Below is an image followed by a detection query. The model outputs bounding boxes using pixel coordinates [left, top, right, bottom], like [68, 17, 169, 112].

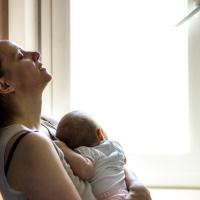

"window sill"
[150, 188, 200, 200]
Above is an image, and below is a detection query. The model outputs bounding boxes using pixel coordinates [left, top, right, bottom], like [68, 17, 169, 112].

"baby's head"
[56, 111, 106, 149]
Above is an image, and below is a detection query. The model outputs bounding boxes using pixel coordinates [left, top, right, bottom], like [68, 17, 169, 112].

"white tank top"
[0, 124, 29, 200]
[0, 121, 96, 200]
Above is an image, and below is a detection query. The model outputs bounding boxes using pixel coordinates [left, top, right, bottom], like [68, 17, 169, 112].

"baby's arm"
[54, 140, 95, 180]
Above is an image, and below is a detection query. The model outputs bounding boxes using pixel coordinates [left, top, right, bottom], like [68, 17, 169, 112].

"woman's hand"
[125, 182, 151, 200]
[125, 168, 152, 200]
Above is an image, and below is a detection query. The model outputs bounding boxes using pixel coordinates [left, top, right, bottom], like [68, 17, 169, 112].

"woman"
[0, 40, 151, 200]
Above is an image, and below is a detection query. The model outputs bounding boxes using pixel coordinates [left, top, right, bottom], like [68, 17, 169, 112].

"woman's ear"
[0, 79, 15, 94]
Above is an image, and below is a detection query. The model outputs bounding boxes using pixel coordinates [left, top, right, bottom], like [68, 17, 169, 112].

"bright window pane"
[70, 0, 189, 155]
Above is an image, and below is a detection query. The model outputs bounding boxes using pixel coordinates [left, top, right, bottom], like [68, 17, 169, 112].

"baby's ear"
[0, 79, 15, 94]
[96, 128, 106, 141]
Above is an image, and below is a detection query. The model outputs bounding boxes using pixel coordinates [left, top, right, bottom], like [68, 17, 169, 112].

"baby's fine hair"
[56, 111, 100, 149]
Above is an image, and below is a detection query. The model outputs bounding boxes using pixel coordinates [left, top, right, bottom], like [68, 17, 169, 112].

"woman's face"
[0, 41, 52, 94]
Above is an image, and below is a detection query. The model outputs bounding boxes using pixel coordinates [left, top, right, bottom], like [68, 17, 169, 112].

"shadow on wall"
[0, 1, 9, 199]
[0, 0, 8, 40]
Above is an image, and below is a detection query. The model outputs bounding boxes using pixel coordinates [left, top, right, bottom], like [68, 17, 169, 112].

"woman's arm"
[124, 168, 152, 200]
[54, 140, 95, 180]
[7, 133, 81, 200]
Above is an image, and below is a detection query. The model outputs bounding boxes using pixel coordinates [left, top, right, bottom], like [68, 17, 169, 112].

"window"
[70, 0, 189, 155]
[69, 0, 199, 187]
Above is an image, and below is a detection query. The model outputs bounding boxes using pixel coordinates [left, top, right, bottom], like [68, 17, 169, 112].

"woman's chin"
[43, 70, 52, 82]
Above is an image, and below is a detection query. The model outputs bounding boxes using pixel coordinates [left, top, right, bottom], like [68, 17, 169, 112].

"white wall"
[188, 1, 200, 155]
[9, 0, 39, 50]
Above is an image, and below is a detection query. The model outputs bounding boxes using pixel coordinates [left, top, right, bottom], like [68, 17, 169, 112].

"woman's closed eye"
[18, 53, 24, 60]
[15, 47, 25, 61]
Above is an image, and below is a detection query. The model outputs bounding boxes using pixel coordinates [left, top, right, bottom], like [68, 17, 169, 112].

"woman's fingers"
[125, 185, 152, 200]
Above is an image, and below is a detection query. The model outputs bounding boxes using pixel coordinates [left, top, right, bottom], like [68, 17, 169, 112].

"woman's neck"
[14, 94, 42, 130]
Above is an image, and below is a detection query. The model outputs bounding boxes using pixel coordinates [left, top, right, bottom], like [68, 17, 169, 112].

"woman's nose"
[32, 51, 41, 62]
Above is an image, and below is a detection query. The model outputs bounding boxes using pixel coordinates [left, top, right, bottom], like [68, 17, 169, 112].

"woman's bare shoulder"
[18, 132, 60, 164]
[10, 132, 55, 166]
[8, 132, 81, 199]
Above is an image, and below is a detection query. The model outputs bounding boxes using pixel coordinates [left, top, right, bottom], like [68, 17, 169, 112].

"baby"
[55, 111, 128, 200]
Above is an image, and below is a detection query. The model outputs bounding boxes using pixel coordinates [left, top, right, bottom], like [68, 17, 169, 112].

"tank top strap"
[5, 131, 29, 176]
[0, 125, 30, 200]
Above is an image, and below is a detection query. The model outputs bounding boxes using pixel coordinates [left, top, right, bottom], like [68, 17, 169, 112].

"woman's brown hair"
[0, 54, 14, 127]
